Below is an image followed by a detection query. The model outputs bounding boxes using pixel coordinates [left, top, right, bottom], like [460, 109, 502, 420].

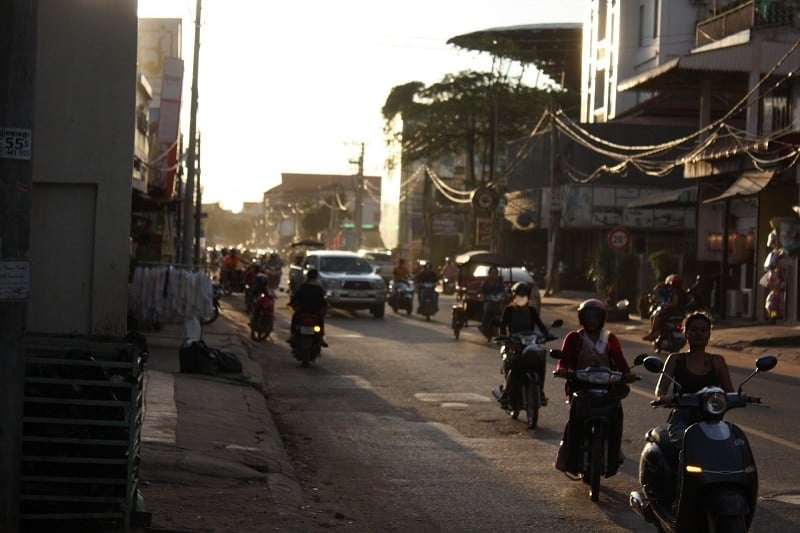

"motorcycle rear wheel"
[250, 315, 272, 342]
[525, 383, 540, 430]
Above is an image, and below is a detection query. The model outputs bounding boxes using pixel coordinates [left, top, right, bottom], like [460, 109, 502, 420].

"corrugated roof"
[618, 40, 800, 93]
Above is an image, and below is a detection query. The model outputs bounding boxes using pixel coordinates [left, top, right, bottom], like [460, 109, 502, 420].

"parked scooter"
[200, 282, 223, 325]
[388, 277, 414, 315]
[629, 353, 777, 532]
[552, 356, 637, 501]
[290, 312, 324, 367]
[491, 319, 563, 429]
[685, 273, 719, 318]
[417, 281, 438, 320]
[249, 283, 276, 342]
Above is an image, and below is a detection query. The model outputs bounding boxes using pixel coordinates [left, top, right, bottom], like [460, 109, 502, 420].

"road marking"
[142, 369, 177, 444]
[629, 386, 800, 452]
[415, 392, 493, 403]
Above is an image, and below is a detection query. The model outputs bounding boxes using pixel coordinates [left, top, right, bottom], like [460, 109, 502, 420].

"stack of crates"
[20, 334, 146, 531]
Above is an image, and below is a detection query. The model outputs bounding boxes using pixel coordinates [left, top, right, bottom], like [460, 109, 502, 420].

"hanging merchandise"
[129, 264, 214, 329]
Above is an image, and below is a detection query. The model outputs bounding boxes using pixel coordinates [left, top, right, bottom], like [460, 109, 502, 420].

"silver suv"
[301, 250, 386, 318]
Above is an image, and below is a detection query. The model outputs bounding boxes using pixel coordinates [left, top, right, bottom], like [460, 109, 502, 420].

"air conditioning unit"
[741, 288, 754, 319]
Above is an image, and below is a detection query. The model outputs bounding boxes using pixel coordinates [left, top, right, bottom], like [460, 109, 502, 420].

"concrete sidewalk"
[136, 316, 304, 531]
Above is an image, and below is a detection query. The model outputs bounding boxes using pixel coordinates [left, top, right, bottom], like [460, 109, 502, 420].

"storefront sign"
[0, 261, 30, 299]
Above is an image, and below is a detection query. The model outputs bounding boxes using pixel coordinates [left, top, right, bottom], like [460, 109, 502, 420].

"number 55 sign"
[0, 127, 32, 160]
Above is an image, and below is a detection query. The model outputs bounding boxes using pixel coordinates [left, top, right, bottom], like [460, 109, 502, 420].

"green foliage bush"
[587, 248, 639, 304]
[648, 250, 679, 284]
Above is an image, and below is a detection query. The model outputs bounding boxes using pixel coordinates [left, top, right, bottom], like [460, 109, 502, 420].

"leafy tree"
[299, 195, 351, 238]
[383, 70, 575, 188]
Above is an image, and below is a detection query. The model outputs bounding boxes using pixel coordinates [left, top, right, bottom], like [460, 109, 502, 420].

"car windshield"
[319, 256, 373, 273]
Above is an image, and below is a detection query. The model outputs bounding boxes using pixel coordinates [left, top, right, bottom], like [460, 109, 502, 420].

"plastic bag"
[764, 250, 780, 270]
[179, 340, 219, 375]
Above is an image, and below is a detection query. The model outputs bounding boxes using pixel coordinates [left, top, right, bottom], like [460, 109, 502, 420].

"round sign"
[608, 227, 631, 251]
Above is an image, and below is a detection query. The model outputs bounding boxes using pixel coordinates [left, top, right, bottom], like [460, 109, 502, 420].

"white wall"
[29, 0, 138, 336]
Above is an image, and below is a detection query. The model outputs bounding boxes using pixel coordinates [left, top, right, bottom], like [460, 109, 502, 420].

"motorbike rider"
[414, 262, 439, 313]
[243, 259, 262, 309]
[288, 268, 328, 347]
[439, 257, 458, 282]
[497, 282, 552, 407]
[654, 311, 738, 462]
[554, 298, 636, 473]
[479, 265, 506, 339]
[392, 258, 410, 282]
[643, 274, 688, 341]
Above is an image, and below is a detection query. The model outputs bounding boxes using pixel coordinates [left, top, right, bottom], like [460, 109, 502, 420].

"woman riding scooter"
[497, 282, 553, 408]
[554, 299, 636, 474]
[655, 311, 735, 457]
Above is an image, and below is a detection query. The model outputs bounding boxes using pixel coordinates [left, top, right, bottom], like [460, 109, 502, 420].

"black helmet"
[511, 282, 532, 297]
[578, 298, 607, 327]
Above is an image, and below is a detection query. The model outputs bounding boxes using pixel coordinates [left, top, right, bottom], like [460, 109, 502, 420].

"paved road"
[250, 289, 800, 532]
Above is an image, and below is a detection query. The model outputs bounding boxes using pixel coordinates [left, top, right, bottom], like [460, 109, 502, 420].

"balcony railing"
[696, 1, 800, 47]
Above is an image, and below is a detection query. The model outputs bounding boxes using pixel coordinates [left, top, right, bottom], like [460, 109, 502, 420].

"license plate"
[299, 326, 316, 335]
[347, 290, 368, 298]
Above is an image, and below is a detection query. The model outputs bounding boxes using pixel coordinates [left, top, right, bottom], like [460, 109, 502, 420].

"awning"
[617, 41, 800, 93]
[702, 171, 774, 204]
[627, 186, 697, 208]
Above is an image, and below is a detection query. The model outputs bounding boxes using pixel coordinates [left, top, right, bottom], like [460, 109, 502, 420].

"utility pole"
[193, 132, 203, 264]
[1, 3, 36, 529]
[181, 0, 201, 264]
[351, 142, 365, 251]
[545, 101, 561, 296]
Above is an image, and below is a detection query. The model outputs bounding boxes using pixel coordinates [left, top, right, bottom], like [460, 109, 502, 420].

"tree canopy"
[382, 70, 577, 187]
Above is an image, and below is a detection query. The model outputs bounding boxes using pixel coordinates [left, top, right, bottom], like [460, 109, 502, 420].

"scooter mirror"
[549, 349, 563, 360]
[755, 354, 778, 372]
[551, 319, 564, 328]
[643, 356, 665, 373]
[632, 353, 650, 366]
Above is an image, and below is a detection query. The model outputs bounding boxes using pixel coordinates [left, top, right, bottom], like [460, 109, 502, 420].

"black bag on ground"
[212, 348, 242, 373]
[179, 340, 219, 375]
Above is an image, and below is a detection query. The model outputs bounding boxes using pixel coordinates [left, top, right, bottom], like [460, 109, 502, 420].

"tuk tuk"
[451, 251, 518, 340]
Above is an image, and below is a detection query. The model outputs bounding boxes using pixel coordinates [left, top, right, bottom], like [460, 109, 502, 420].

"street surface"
[227, 287, 800, 532]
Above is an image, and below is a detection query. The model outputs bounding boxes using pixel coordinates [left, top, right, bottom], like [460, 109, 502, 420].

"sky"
[138, 0, 584, 212]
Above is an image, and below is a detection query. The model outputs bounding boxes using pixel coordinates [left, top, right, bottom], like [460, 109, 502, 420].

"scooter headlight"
[703, 391, 728, 416]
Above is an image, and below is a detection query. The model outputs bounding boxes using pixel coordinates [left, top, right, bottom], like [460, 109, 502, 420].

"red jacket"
[555, 329, 630, 375]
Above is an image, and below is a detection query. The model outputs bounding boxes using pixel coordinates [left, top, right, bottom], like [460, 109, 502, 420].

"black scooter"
[629, 353, 777, 532]
[552, 359, 637, 501]
[491, 319, 562, 429]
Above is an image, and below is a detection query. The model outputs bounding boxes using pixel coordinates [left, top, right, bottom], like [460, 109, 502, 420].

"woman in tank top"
[655, 311, 734, 448]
